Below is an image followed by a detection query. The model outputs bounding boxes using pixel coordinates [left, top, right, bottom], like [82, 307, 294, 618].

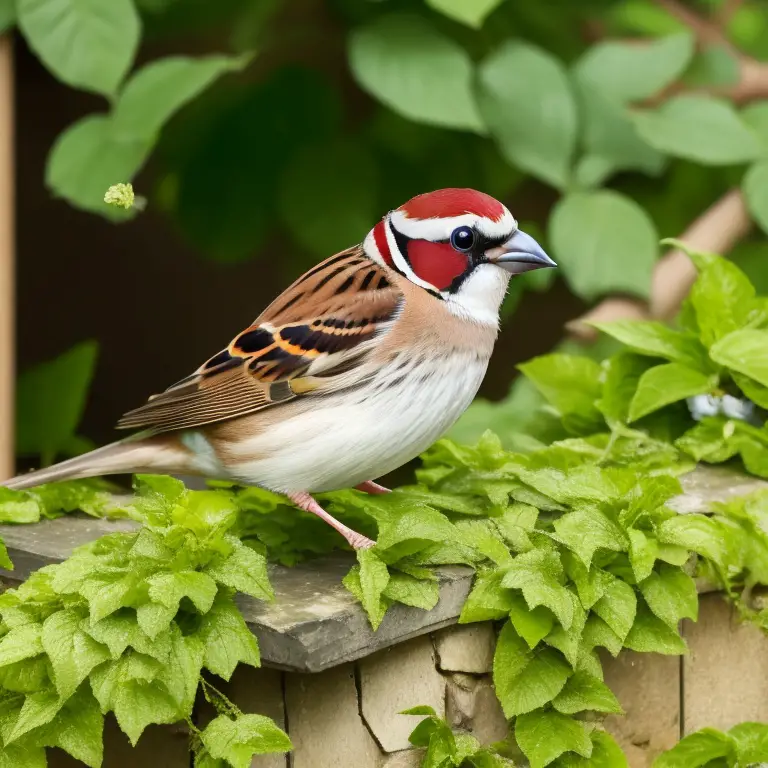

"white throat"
[444, 263, 510, 327]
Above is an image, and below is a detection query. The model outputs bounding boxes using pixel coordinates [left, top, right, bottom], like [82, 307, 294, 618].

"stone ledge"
[0, 465, 764, 672]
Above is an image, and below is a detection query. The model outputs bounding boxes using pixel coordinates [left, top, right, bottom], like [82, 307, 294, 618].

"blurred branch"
[654, 0, 768, 104]
[568, 0, 765, 343]
[568, 189, 753, 341]
[716, 0, 743, 30]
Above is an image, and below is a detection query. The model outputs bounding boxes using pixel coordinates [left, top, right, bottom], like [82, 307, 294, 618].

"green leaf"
[86, 613, 172, 661]
[502, 549, 574, 629]
[628, 363, 713, 422]
[552, 671, 623, 715]
[16, 341, 99, 461]
[744, 160, 768, 235]
[348, 14, 483, 133]
[199, 596, 261, 680]
[556, 730, 628, 768]
[42, 609, 110, 699]
[590, 320, 706, 369]
[112, 55, 248, 142]
[147, 571, 218, 616]
[518, 354, 603, 429]
[593, 579, 636, 642]
[477, 41, 576, 188]
[17, 0, 139, 96]
[574, 33, 694, 102]
[657, 514, 725, 566]
[742, 101, 768, 155]
[278, 138, 378, 259]
[623, 600, 687, 654]
[639, 564, 698, 628]
[382, 572, 439, 610]
[632, 95, 761, 164]
[159, 625, 203, 712]
[0, 624, 43, 667]
[549, 191, 657, 301]
[493, 622, 571, 718]
[508, 593, 554, 649]
[459, 568, 516, 623]
[554, 507, 628, 569]
[39, 686, 104, 768]
[0, 0, 15, 34]
[0, 744, 46, 768]
[628, 529, 659, 583]
[653, 727, 735, 767]
[563, 556, 615, 611]
[45, 116, 151, 216]
[6, 689, 62, 743]
[598, 352, 655, 425]
[205, 541, 273, 602]
[710, 329, 768, 387]
[201, 714, 292, 768]
[730, 721, 768, 765]
[425, 0, 502, 28]
[515, 709, 592, 768]
[581, 614, 623, 657]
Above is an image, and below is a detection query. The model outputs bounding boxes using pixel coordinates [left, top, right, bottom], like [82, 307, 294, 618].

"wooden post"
[0, 36, 12, 480]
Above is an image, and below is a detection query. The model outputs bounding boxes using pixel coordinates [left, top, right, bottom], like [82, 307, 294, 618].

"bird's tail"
[2, 434, 192, 491]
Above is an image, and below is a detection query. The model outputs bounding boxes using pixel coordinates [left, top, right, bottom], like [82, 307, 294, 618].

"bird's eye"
[450, 226, 475, 252]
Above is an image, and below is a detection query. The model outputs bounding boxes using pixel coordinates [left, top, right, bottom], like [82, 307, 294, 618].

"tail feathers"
[2, 436, 191, 491]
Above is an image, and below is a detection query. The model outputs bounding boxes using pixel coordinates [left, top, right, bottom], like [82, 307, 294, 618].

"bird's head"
[363, 188, 556, 324]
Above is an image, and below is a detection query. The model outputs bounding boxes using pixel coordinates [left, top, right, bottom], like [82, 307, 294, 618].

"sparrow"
[3, 188, 555, 549]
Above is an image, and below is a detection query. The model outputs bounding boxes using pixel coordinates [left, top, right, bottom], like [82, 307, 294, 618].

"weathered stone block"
[286, 664, 381, 768]
[683, 593, 768, 732]
[435, 624, 495, 673]
[360, 635, 446, 752]
[446, 673, 508, 745]
[379, 748, 425, 767]
[602, 650, 680, 768]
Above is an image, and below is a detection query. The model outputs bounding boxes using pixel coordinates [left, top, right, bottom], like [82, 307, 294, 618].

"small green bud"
[104, 183, 135, 210]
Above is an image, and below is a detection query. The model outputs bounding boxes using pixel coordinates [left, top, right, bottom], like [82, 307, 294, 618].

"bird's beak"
[486, 229, 557, 275]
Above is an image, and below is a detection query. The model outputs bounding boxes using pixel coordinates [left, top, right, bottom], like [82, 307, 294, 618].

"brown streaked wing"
[116, 248, 401, 434]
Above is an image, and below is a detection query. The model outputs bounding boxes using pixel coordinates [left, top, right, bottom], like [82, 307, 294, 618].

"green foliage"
[16, 341, 99, 466]
[652, 721, 768, 767]
[0, 476, 288, 765]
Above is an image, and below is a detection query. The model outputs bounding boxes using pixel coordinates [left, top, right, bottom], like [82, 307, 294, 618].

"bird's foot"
[355, 480, 391, 495]
[286, 491, 376, 550]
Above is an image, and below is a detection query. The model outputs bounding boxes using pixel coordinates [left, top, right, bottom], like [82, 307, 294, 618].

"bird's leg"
[355, 480, 391, 495]
[286, 491, 376, 550]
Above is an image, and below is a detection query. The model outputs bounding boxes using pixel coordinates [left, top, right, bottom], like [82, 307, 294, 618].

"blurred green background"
[7, 0, 768, 467]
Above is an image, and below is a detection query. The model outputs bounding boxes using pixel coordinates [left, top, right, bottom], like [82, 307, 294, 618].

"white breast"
[223, 352, 490, 493]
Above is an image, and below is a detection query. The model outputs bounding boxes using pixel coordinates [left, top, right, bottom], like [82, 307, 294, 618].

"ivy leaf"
[628, 363, 713, 422]
[501, 549, 574, 629]
[425, 0, 503, 28]
[639, 564, 698, 628]
[45, 116, 151, 216]
[16, 341, 99, 462]
[628, 529, 659, 583]
[657, 514, 725, 566]
[17, 0, 139, 96]
[459, 568, 516, 623]
[508, 593, 554, 649]
[0, 624, 43, 668]
[38, 686, 104, 768]
[623, 600, 687, 654]
[41, 609, 110, 700]
[6, 689, 63, 743]
[382, 572, 439, 610]
[730, 722, 768, 765]
[552, 671, 623, 715]
[199, 596, 261, 680]
[709, 329, 768, 387]
[354, 549, 390, 630]
[112, 55, 249, 142]
[147, 571, 218, 616]
[592, 579, 636, 642]
[0, 743, 46, 768]
[554, 507, 628, 569]
[574, 33, 694, 102]
[477, 41, 577, 189]
[348, 14, 483, 133]
[549, 190, 657, 301]
[518, 355, 603, 430]
[493, 622, 571, 718]
[556, 730, 628, 768]
[743, 160, 768, 235]
[563, 556, 615, 611]
[598, 352, 656, 425]
[581, 614, 623, 657]
[653, 727, 736, 767]
[159, 626, 203, 712]
[136, 602, 177, 640]
[632, 95, 761, 164]
[201, 714, 292, 768]
[205, 541, 273, 602]
[514, 709, 592, 768]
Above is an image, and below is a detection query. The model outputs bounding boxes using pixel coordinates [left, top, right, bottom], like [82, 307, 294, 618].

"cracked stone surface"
[435, 624, 495, 673]
[445, 673, 508, 745]
[360, 636, 446, 752]
[379, 749, 426, 767]
[286, 665, 380, 768]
